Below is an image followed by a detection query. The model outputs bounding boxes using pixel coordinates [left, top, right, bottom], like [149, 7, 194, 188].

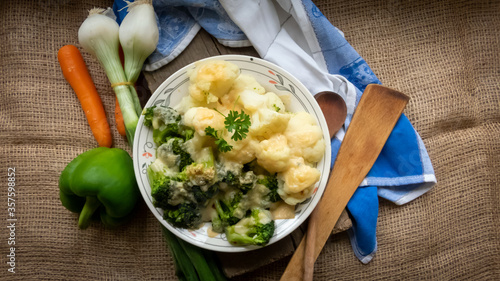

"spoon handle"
[281, 84, 409, 281]
[303, 206, 318, 281]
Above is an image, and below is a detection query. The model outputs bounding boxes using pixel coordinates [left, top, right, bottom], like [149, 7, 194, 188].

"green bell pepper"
[59, 147, 139, 229]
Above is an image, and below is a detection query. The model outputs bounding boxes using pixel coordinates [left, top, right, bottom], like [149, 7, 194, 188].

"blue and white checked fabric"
[113, 0, 436, 264]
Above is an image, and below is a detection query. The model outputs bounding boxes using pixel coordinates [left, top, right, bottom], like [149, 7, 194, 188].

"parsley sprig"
[225, 110, 250, 141]
[205, 126, 232, 152]
[205, 109, 251, 152]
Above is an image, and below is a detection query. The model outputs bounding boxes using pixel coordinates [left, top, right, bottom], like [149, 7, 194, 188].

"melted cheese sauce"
[206, 226, 220, 238]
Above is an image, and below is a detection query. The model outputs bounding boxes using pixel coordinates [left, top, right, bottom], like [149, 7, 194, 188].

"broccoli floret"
[148, 159, 173, 208]
[212, 191, 243, 232]
[222, 171, 238, 186]
[192, 184, 219, 205]
[157, 138, 194, 172]
[211, 216, 224, 234]
[149, 174, 205, 229]
[150, 176, 173, 210]
[148, 160, 190, 209]
[184, 147, 217, 187]
[149, 146, 220, 231]
[225, 208, 275, 246]
[219, 165, 256, 193]
[172, 138, 194, 171]
[143, 106, 156, 128]
[143, 106, 194, 146]
[237, 171, 256, 193]
[148, 162, 202, 229]
[153, 106, 182, 126]
[183, 128, 194, 141]
[154, 123, 180, 146]
[164, 202, 202, 229]
[150, 176, 186, 210]
[257, 174, 280, 202]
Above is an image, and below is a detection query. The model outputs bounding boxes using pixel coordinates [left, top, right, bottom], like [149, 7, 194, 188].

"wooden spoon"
[303, 91, 347, 281]
[314, 91, 348, 140]
[282, 84, 410, 281]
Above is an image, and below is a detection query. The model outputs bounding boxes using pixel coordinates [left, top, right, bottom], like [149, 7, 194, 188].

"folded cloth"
[113, 0, 436, 264]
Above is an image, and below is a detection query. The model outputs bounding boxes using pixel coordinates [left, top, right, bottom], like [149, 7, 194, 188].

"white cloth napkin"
[220, 0, 358, 119]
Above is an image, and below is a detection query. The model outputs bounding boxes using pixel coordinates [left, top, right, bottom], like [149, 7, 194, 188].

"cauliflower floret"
[249, 109, 291, 139]
[183, 107, 225, 136]
[228, 74, 266, 96]
[215, 99, 244, 118]
[284, 112, 325, 163]
[220, 136, 257, 164]
[219, 74, 264, 112]
[188, 60, 240, 103]
[174, 95, 212, 115]
[237, 89, 268, 113]
[237, 90, 286, 115]
[255, 134, 291, 173]
[277, 157, 321, 205]
[263, 92, 286, 113]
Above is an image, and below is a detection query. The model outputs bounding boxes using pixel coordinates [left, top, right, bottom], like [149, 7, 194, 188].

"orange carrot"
[114, 96, 127, 136]
[57, 45, 112, 148]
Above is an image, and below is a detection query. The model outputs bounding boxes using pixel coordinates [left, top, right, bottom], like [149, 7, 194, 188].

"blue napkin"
[113, 0, 436, 264]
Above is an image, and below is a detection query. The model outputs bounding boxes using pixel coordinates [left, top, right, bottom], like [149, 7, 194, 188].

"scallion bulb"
[119, 0, 159, 84]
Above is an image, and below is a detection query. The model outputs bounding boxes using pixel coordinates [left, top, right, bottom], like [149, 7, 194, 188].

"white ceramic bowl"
[133, 55, 331, 252]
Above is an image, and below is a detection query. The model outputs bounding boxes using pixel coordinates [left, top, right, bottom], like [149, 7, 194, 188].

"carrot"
[57, 45, 112, 148]
[114, 96, 127, 136]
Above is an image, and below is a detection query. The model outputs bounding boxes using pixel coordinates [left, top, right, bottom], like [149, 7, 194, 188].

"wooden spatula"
[281, 84, 410, 280]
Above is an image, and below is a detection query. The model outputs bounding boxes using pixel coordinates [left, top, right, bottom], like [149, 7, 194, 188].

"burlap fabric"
[1, 0, 499, 280]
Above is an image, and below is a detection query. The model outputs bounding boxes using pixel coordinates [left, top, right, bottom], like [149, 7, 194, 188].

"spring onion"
[78, 8, 140, 144]
[119, 0, 159, 84]
[119, 0, 159, 116]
